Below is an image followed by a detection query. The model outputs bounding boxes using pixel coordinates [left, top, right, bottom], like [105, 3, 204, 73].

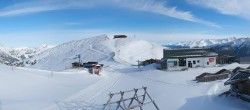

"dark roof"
[232, 67, 245, 73]
[72, 62, 81, 64]
[225, 70, 250, 85]
[114, 35, 127, 38]
[87, 62, 98, 64]
[247, 66, 250, 69]
[216, 49, 236, 57]
[163, 48, 218, 58]
[196, 69, 231, 79]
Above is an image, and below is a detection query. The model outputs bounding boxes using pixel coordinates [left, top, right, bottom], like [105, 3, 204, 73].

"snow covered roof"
[225, 70, 250, 85]
[163, 48, 218, 58]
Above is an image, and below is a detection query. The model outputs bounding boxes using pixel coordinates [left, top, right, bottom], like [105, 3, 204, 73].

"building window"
[197, 60, 200, 63]
[174, 61, 177, 66]
[168, 61, 178, 67]
[179, 58, 186, 66]
[193, 60, 196, 64]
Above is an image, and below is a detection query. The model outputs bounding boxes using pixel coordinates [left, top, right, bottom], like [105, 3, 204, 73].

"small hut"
[196, 69, 232, 82]
[72, 62, 83, 68]
[114, 35, 127, 39]
[224, 70, 250, 101]
[92, 64, 104, 75]
[82, 62, 103, 75]
[141, 59, 160, 66]
[239, 57, 250, 64]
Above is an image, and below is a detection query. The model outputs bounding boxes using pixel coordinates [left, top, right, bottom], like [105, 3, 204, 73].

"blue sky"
[0, 0, 250, 47]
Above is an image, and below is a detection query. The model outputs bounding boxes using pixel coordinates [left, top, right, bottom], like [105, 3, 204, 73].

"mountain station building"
[161, 48, 218, 71]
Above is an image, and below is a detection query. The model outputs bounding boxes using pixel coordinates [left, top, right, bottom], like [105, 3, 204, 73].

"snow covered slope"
[0, 64, 102, 110]
[28, 35, 163, 71]
[0, 44, 18, 64]
[9, 44, 55, 60]
[1, 62, 249, 110]
[0, 43, 54, 65]
[0, 50, 18, 65]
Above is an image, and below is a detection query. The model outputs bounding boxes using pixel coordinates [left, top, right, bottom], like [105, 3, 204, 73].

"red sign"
[209, 58, 214, 62]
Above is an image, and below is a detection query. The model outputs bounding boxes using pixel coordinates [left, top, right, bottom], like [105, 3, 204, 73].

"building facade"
[161, 48, 218, 71]
[239, 57, 250, 64]
[216, 49, 236, 64]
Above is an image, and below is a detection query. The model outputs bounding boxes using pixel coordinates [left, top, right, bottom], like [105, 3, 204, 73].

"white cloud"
[115, 0, 221, 28]
[0, 0, 220, 28]
[188, 0, 250, 20]
[0, 0, 93, 16]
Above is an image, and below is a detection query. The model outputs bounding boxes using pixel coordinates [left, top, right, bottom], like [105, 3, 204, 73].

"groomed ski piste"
[0, 35, 250, 110]
[1, 63, 250, 110]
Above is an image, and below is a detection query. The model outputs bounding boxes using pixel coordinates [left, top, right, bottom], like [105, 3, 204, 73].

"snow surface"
[0, 63, 250, 110]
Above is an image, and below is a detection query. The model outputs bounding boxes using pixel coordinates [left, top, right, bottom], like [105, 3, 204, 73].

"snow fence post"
[103, 92, 113, 110]
[51, 71, 54, 78]
[144, 87, 160, 110]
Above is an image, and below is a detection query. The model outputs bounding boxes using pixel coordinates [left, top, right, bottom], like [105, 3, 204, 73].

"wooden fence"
[103, 87, 160, 110]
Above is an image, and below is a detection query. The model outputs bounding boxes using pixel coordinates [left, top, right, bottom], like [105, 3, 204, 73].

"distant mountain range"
[1, 36, 250, 70]
[0, 44, 54, 65]
[165, 37, 250, 57]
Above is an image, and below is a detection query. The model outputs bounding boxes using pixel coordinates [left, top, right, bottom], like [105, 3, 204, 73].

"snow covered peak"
[169, 37, 239, 48]
[38, 44, 55, 49]
[186, 37, 237, 48]
[9, 44, 55, 60]
[28, 34, 163, 71]
[165, 37, 250, 57]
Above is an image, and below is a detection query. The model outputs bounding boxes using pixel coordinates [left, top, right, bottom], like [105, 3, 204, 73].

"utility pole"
[137, 60, 141, 71]
[76, 54, 81, 69]
[79, 54, 81, 68]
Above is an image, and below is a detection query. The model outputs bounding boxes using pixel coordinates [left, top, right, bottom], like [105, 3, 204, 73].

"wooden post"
[103, 92, 113, 110]
[144, 87, 160, 110]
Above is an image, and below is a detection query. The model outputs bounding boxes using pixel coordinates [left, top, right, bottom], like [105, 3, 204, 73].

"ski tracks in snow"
[89, 45, 110, 58]
[65, 72, 122, 102]
[40, 72, 122, 110]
